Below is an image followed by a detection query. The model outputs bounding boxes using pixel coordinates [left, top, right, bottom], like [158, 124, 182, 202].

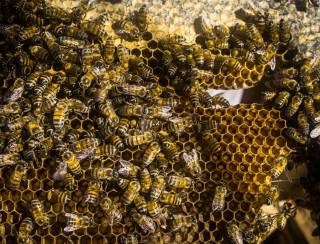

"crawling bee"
[134, 194, 148, 214]
[150, 175, 166, 201]
[147, 200, 161, 218]
[139, 168, 152, 193]
[212, 184, 228, 212]
[64, 213, 93, 232]
[286, 127, 307, 144]
[120, 233, 139, 244]
[115, 118, 130, 135]
[310, 123, 320, 139]
[255, 45, 277, 66]
[80, 19, 107, 41]
[143, 141, 161, 166]
[167, 64, 178, 76]
[89, 167, 114, 181]
[84, 180, 102, 204]
[170, 214, 197, 231]
[71, 138, 100, 159]
[227, 222, 243, 244]
[81, 45, 103, 66]
[3, 78, 24, 103]
[279, 19, 292, 43]
[17, 217, 34, 244]
[158, 131, 180, 160]
[25, 120, 44, 142]
[52, 24, 88, 40]
[276, 200, 297, 230]
[31, 199, 50, 227]
[274, 91, 290, 109]
[134, 4, 149, 31]
[0, 102, 21, 115]
[197, 16, 215, 39]
[166, 116, 194, 134]
[80, 65, 106, 89]
[285, 93, 303, 118]
[110, 135, 124, 149]
[47, 189, 70, 204]
[167, 175, 193, 189]
[100, 196, 122, 225]
[297, 111, 309, 135]
[117, 44, 130, 69]
[8, 162, 29, 190]
[162, 50, 173, 66]
[116, 19, 140, 40]
[160, 191, 184, 205]
[64, 173, 76, 190]
[157, 97, 179, 108]
[183, 149, 201, 178]
[0, 153, 20, 167]
[124, 131, 155, 147]
[274, 78, 299, 91]
[53, 100, 69, 130]
[262, 91, 277, 102]
[131, 210, 156, 234]
[117, 160, 140, 178]
[260, 186, 280, 205]
[122, 180, 141, 205]
[62, 150, 82, 175]
[29, 45, 51, 63]
[166, 34, 187, 45]
[102, 36, 115, 64]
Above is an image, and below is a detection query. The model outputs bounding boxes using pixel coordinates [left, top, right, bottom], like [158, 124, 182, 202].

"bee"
[6, 116, 30, 131]
[212, 184, 228, 211]
[173, 44, 186, 63]
[160, 191, 184, 205]
[122, 180, 141, 205]
[31, 199, 50, 227]
[53, 100, 69, 130]
[117, 44, 130, 69]
[80, 20, 107, 41]
[102, 36, 115, 64]
[115, 118, 130, 135]
[162, 50, 173, 66]
[71, 138, 100, 158]
[310, 123, 320, 139]
[41, 83, 60, 112]
[198, 16, 215, 39]
[29, 45, 50, 63]
[17, 217, 34, 244]
[143, 142, 161, 166]
[183, 149, 201, 178]
[116, 19, 140, 40]
[226, 57, 242, 72]
[62, 150, 82, 175]
[285, 93, 303, 118]
[41, 3, 70, 22]
[286, 127, 307, 144]
[274, 91, 290, 109]
[53, 24, 88, 40]
[134, 194, 148, 214]
[109, 135, 124, 149]
[144, 106, 172, 119]
[47, 189, 70, 204]
[261, 91, 277, 102]
[276, 200, 297, 230]
[116, 177, 130, 190]
[150, 175, 166, 201]
[255, 45, 277, 65]
[134, 4, 149, 31]
[84, 180, 102, 204]
[120, 233, 139, 244]
[89, 167, 113, 181]
[93, 144, 117, 159]
[8, 162, 29, 190]
[147, 200, 161, 218]
[22, 12, 46, 26]
[297, 111, 309, 135]
[80, 65, 106, 89]
[64, 213, 93, 232]
[156, 97, 179, 108]
[247, 23, 264, 50]
[117, 160, 140, 178]
[227, 222, 243, 244]
[25, 120, 44, 142]
[81, 45, 103, 66]
[167, 64, 178, 76]
[124, 131, 155, 147]
[167, 175, 193, 189]
[166, 116, 194, 134]
[274, 78, 299, 91]
[170, 214, 197, 231]
[158, 131, 180, 160]
[139, 168, 152, 193]
[192, 44, 204, 67]
[3, 78, 24, 103]
[100, 196, 122, 225]
[0, 153, 20, 167]
[260, 186, 280, 205]
[166, 34, 187, 45]
[64, 173, 76, 190]
[131, 210, 156, 234]
[279, 19, 292, 43]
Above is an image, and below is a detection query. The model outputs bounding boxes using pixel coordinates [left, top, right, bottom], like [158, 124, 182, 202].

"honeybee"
[212, 184, 228, 211]
[160, 191, 184, 205]
[115, 118, 130, 135]
[80, 65, 106, 89]
[286, 127, 307, 144]
[8, 162, 29, 190]
[122, 180, 141, 205]
[117, 160, 140, 178]
[100, 196, 122, 225]
[31, 199, 50, 227]
[84, 180, 102, 204]
[3, 78, 24, 103]
[167, 175, 193, 189]
[285, 93, 303, 117]
[134, 194, 148, 214]
[53, 100, 69, 130]
[64, 213, 93, 232]
[260, 186, 280, 205]
[116, 177, 130, 190]
[116, 19, 140, 40]
[173, 44, 187, 63]
[109, 135, 124, 149]
[117, 44, 130, 69]
[47, 189, 70, 204]
[279, 19, 292, 43]
[166, 116, 194, 134]
[170, 214, 197, 231]
[144, 106, 172, 119]
[274, 91, 290, 109]
[183, 149, 201, 178]
[198, 16, 215, 39]
[150, 175, 166, 201]
[102, 36, 115, 64]
[81, 45, 103, 66]
[131, 210, 156, 234]
[29, 45, 50, 63]
[276, 200, 297, 230]
[71, 138, 100, 158]
[120, 233, 139, 244]
[88, 167, 113, 181]
[297, 111, 309, 135]
[63, 173, 76, 190]
[141, 141, 161, 166]
[80, 20, 107, 41]
[310, 123, 320, 138]
[52, 24, 88, 40]
[274, 78, 299, 91]
[255, 45, 277, 65]
[139, 168, 152, 193]
[124, 131, 155, 147]
[18, 217, 34, 244]
[162, 50, 173, 66]
[25, 120, 44, 142]
[167, 64, 178, 76]
[261, 91, 277, 103]
[158, 131, 179, 161]
[166, 34, 187, 45]
[0, 153, 20, 167]
[147, 200, 161, 218]
[6, 116, 30, 131]
[62, 150, 82, 175]
[227, 222, 243, 244]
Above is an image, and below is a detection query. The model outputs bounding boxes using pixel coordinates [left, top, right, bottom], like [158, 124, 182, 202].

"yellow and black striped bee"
[0, 153, 20, 167]
[47, 189, 70, 204]
[197, 16, 215, 39]
[117, 44, 130, 69]
[297, 111, 309, 135]
[144, 106, 172, 119]
[80, 65, 106, 89]
[62, 150, 82, 175]
[93, 144, 117, 158]
[117, 160, 140, 178]
[158, 131, 180, 160]
[139, 168, 152, 193]
[167, 175, 193, 189]
[40, 3, 71, 23]
[120, 233, 139, 244]
[110, 135, 124, 149]
[162, 50, 173, 66]
[227, 222, 243, 244]
[53, 99, 69, 130]
[99, 99, 119, 127]
[276, 200, 297, 230]
[212, 184, 228, 211]
[271, 156, 288, 179]
[150, 174, 166, 201]
[143, 141, 161, 166]
[81, 45, 103, 67]
[226, 57, 242, 72]
[274, 91, 290, 109]
[131, 210, 156, 234]
[192, 44, 204, 67]
[116, 19, 140, 41]
[173, 44, 186, 63]
[100, 197, 122, 225]
[166, 116, 194, 134]
[41, 83, 60, 113]
[262, 91, 277, 103]
[18, 25, 40, 42]
[166, 34, 187, 45]
[0, 102, 21, 115]
[90, 167, 114, 181]
[102, 36, 115, 65]
[115, 118, 130, 135]
[286, 127, 308, 144]
[64, 213, 93, 232]
[58, 36, 86, 48]
[18, 217, 34, 244]
[122, 180, 141, 205]
[134, 194, 148, 214]
[147, 200, 161, 218]
[255, 45, 277, 66]
[310, 123, 320, 139]
[29, 45, 51, 63]
[25, 120, 44, 141]
[279, 19, 292, 44]
[31, 198, 50, 228]
[64, 173, 77, 190]
[285, 93, 303, 117]
[170, 214, 197, 231]
[80, 19, 107, 41]
[124, 131, 155, 147]
[274, 78, 299, 91]
[246, 23, 264, 50]
[84, 180, 102, 204]
[160, 191, 184, 206]
[260, 186, 280, 205]
[52, 24, 88, 40]
[167, 63, 178, 76]
[3, 78, 24, 103]
[7, 162, 29, 190]
[134, 4, 149, 32]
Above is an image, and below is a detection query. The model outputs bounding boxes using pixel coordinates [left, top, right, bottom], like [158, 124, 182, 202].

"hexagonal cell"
[195, 182, 204, 192]
[222, 133, 233, 144]
[142, 32, 153, 41]
[22, 189, 34, 202]
[227, 143, 238, 154]
[239, 124, 249, 135]
[131, 48, 141, 57]
[228, 200, 239, 212]
[188, 191, 199, 203]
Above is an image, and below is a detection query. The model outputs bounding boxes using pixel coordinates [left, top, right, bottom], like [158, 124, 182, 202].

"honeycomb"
[0, 1, 303, 244]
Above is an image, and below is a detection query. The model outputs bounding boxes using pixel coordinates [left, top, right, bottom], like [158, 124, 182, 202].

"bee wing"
[168, 116, 180, 123]
[270, 56, 276, 71]
[65, 213, 77, 219]
[310, 124, 320, 138]
[182, 151, 192, 164]
[63, 226, 77, 232]
[159, 106, 172, 118]
[192, 149, 199, 162]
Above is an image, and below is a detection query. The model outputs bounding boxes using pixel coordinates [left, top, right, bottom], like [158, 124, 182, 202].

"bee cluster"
[0, 0, 317, 243]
